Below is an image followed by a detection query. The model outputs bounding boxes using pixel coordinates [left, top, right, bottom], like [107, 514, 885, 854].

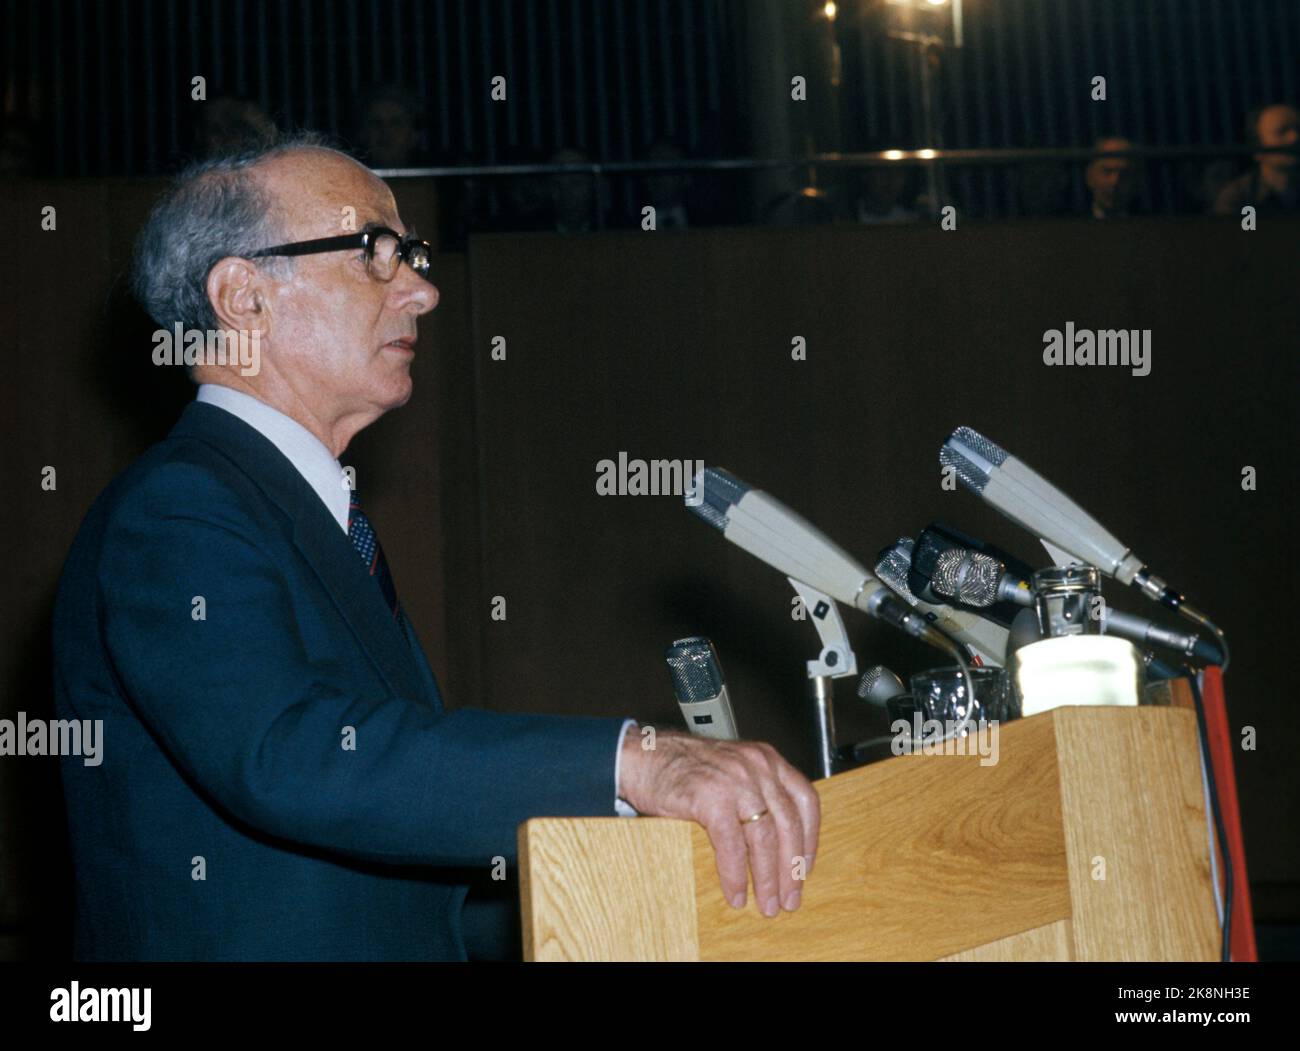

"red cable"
[1200, 665, 1257, 962]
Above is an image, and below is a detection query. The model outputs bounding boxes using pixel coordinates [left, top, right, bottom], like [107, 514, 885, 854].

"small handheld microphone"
[665, 637, 740, 740]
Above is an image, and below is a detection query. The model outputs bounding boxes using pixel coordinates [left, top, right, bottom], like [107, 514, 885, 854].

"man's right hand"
[617, 726, 820, 918]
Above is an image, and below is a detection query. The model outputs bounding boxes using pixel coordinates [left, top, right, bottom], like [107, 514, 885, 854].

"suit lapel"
[171, 402, 433, 709]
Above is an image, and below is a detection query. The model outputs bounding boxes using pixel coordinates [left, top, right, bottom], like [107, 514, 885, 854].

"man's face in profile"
[254, 150, 438, 425]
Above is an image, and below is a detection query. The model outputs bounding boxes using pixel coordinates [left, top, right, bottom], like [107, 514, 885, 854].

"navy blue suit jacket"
[52, 401, 626, 961]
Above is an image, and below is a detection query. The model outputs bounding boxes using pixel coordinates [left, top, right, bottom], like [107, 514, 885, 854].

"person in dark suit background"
[51, 133, 819, 961]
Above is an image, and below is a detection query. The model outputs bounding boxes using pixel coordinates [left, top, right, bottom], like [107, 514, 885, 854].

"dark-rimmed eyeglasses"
[248, 224, 433, 283]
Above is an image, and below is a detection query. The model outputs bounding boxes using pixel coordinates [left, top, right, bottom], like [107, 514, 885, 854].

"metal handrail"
[376, 144, 1297, 179]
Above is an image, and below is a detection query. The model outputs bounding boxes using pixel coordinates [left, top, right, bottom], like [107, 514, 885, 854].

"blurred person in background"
[643, 139, 693, 229]
[849, 161, 921, 224]
[354, 84, 428, 170]
[194, 96, 277, 158]
[1214, 103, 1298, 216]
[548, 147, 598, 233]
[0, 117, 36, 179]
[1084, 136, 1140, 220]
[499, 145, 552, 232]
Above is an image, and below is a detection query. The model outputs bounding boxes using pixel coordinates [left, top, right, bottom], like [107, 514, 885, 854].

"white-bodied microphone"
[939, 426, 1227, 665]
[687, 467, 958, 655]
[665, 637, 739, 740]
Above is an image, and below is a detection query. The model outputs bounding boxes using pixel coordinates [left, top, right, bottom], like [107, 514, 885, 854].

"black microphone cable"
[1181, 606, 1231, 673]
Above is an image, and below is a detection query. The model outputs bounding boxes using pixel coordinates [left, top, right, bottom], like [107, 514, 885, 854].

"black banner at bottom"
[2, 960, 1294, 1038]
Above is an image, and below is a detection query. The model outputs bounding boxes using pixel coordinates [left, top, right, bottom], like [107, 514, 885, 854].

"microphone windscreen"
[665, 636, 725, 701]
[687, 467, 749, 531]
[857, 665, 906, 706]
[939, 426, 1008, 492]
[934, 550, 1003, 607]
[874, 539, 919, 605]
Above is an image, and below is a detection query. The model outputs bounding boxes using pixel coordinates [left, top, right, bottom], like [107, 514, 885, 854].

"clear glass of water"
[909, 665, 1020, 732]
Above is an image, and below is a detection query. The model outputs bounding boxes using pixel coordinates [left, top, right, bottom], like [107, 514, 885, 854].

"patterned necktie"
[347, 489, 408, 641]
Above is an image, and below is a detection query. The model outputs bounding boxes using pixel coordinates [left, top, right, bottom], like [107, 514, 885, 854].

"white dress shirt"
[195, 384, 638, 817]
[197, 383, 352, 529]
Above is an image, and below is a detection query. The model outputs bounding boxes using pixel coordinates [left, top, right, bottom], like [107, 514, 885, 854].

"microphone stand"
[788, 578, 858, 780]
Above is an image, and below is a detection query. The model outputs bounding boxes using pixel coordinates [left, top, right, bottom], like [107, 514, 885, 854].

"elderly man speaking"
[51, 135, 819, 961]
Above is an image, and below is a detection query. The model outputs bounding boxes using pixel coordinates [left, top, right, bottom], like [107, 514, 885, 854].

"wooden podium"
[517, 706, 1219, 961]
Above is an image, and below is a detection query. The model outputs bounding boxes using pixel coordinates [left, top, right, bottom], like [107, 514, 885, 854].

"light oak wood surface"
[518, 706, 1216, 961]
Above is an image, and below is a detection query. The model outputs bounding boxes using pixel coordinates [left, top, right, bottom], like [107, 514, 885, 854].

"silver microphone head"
[873, 538, 920, 607]
[857, 665, 906, 706]
[939, 426, 1007, 493]
[933, 549, 1003, 607]
[685, 467, 750, 531]
[664, 636, 725, 702]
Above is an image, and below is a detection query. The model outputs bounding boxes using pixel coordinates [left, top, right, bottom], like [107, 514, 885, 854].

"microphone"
[915, 521, 1037, 573]
[941, 427, 1177, 604]
[857, 665, 906, 706]
[874, 539, 1010, 667]
[940, 426, 1227, 665]
[1101, 609, 1224, 666]
[931, 549, 1034, 610]
[687, 467, 958, 654]
[664, 637, 740, 740]
[910, 523, 1036, 621]
[930, 547, 1222, 665]
[940, 426, 1145, 577]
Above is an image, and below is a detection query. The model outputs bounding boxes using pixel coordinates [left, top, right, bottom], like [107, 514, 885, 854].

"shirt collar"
[195, 384, 351, 533]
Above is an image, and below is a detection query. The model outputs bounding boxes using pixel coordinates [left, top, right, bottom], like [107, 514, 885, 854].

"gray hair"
[131, 130, 344, 334]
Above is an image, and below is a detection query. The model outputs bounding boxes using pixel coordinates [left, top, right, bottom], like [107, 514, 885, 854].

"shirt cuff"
[614, 718, 640, 817]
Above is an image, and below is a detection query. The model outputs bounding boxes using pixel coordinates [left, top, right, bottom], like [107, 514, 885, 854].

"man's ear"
[206, 257, 268, 334]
